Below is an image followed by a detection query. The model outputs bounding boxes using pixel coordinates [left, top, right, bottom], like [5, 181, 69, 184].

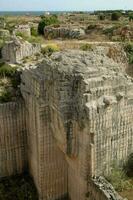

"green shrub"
[103, 26, 121, 40]
[124, 43, 133, 64]
[15, 32, 29, 41]
[38, 15, 59, 35]
[0, 40, 5, 58]
[124, 153, 133, 177]
[38, 20, 47, 35]
[106, 165, 133, 192]
[0, 63, 18, 77]
[111, 12, 121, 21]
[16, 31, 43, 44]
[124, 43, 133, 53]
[16, 32, 24, 37]
[86, 24, 97, 30]
[129, 14, 133, 21]
[103, 26, 116, 35]
[0, 63, 20, 92]
[0, 39, 5, 48]
[0, 17, 4, 21]
[99, 14, 106, 20]
[41, 44, 60, 56]
[80, 44, 93, 51]
[31, 27, 38, 37]
[0, 90, 12, 103]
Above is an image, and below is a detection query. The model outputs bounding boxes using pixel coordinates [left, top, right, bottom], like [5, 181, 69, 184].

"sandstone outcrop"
[2, 36, 41, 63]
[44, 25, 86, 39]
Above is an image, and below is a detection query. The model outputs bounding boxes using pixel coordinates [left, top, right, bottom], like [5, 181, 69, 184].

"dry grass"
[6, 15, 40, 24]
[42, 39, 118, 51]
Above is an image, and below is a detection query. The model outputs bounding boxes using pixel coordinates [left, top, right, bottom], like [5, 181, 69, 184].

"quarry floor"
[119, 179, 133, 200]
[120, 191, 133, 200]
[0, 174, 38, 200]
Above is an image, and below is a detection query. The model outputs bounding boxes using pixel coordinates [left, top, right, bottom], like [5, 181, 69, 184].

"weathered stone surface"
[2, 36, 41, 63]
[20, 47, 133, 200]
[0, 18, 6, 29]
[0, 101, 27, 177]
[87, 177, 126, 200]
[0, 29, 10, 38]
[0, 45, 132, 200]
[44, 25, 86, 39]
[14, 25, 31, 37]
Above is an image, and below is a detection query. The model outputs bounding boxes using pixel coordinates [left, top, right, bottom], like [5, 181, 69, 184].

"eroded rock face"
[0, 29, 10, 38]
[0, 101, 27, 177]
[21, 47, 133, 200]
[0, 18, 6, 29]
[44, 25, 86, 39]
[14, 25, 31, 37]
[87, 176, 125, 200]
[2, 36, 41, 63]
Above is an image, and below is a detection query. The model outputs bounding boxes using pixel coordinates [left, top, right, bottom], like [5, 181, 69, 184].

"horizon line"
[0, 9, 133, 12]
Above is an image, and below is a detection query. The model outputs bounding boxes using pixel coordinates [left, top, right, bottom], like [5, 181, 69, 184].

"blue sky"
[0, 0, 133, 11]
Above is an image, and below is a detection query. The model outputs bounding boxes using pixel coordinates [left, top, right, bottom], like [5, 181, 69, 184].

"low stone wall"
[87, 176, 125, 200]
[0, 100, 27, 177]
[44, 26, 85, 39]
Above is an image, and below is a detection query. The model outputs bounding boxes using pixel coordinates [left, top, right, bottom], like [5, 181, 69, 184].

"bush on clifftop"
[38, 15, 59, 35]
[41, 44, 60, 56]
[98, 14, 106, 20]
[0, 63, 21, 103]
[124, 43, 133, 64]
[0, 63, 18, 77]
[31, 27, 38, 37]
[111, 12, 121, 21]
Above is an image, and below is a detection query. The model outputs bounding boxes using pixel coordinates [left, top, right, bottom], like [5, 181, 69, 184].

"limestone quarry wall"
[44, 26, 85, 39]
[84, 77, 133, 176]
[0, 48, 131, 200]
[2, 38, 41, 63]
[20, 47, 133, 200]
[21, 71, 68, 200]
[0, 100, 27, 177]
[14, 25, 31, 37]
[46, 72, 90, 200]
[95, 99, 133, 176]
